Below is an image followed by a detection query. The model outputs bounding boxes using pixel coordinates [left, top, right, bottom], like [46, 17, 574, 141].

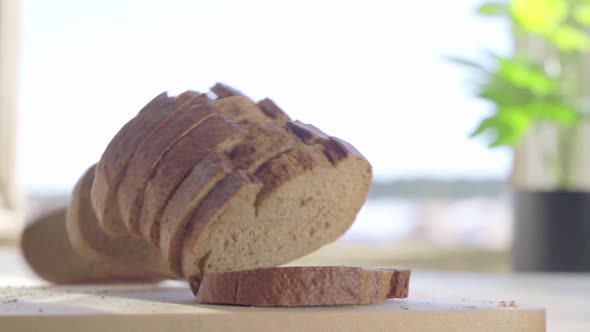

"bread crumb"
[3, 298, 17, 304]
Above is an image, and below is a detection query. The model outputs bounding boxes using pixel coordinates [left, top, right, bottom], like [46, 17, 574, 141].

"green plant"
[451, 0, 590, 188]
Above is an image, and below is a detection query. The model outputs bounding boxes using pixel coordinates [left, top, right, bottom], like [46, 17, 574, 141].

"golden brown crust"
[66, 165, 172, 277]
[195, 266, 410, 306]
[117, 95, 216, 234]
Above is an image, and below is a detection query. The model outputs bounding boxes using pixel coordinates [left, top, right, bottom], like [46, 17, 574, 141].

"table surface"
[1, 246, 588, 331]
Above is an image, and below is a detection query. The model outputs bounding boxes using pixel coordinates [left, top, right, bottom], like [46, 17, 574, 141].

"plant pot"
[513, 190, 590, 271]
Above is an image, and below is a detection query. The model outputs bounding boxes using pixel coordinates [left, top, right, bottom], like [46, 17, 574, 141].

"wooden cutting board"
[0, 283, 545, 332]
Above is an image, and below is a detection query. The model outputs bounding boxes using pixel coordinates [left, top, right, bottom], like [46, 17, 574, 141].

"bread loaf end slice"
[194, 266, 410, 306]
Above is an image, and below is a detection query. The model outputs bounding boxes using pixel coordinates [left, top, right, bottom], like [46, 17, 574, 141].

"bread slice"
[193, 266, 410, 306]
[117, 95, 216, 235]
[137, 115, 245, 245]
[21, 207, 162, 284]
[66, 165, 172, 277]
[157, 152, 234, 276]
[91, 91, 199, 236]
[180, 136, 372, 280]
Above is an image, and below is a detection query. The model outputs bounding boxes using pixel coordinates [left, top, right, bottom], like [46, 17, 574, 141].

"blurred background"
[1, 0, 590, 276]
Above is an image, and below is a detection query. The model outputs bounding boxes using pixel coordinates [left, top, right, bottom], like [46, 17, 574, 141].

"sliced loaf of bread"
[86, 83, 372, 285]
[66, 165, 172, 277]
[194, 266, 410, 306]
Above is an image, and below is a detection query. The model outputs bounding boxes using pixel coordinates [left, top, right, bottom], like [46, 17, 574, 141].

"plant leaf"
[574, 4, 590, 25]
[525, 101, 581, 125]
[471, 108, 533, 147]
[497, 57, 557, 95]
[477, 2, 509, 16]
[444, 55, 486, 70]
[510, 0, 568, 33]
[548, 25, 590, 52]
[471, 116, 501, 137]
[478, 74, 534, 106]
